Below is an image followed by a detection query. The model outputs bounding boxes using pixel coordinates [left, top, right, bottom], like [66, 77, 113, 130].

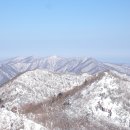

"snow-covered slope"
[0, 108, 48, 130]
[0, 69, 90, 130]
[0, 69, 89, 109]
[0, 69, 130, 130]
[0, 56, 130, 86]
[64, 71, 130, 129]
[36, 71, 129, 130]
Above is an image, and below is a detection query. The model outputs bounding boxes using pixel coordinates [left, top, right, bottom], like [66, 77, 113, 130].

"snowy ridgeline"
[0, 69, 130, 130]
[65, 72, 130, 128]
[0, 56, 130, 86]
[0, 69, 90, 109]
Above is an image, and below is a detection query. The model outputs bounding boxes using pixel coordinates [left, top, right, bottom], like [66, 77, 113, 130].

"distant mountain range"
[0, 56, 130, 86]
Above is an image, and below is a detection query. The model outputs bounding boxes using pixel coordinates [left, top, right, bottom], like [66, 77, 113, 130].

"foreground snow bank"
[0, 108, 47, 130]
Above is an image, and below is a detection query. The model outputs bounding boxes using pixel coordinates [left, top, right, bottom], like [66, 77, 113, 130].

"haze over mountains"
[0, 56, 130, 86]
[0, 56, 130, 130]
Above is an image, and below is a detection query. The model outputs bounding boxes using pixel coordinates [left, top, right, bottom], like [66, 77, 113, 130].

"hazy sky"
[0, 0, 130, 63]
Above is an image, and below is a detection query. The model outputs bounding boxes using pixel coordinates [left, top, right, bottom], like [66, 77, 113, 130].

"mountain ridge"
[0, 69, 130, 129]
[0, 56, 130, 86]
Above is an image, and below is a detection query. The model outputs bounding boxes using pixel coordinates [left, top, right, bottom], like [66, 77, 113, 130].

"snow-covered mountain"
[0, 69, 90, 130]
[0, 69, 89, 109]
[0, 69, 130, 130]
[0, 56, 130, 86]
[63, 71, 130, 129]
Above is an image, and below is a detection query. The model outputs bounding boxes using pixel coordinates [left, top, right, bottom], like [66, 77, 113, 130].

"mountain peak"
[47, 55, 64, 60]
[48, 55, 59, 59]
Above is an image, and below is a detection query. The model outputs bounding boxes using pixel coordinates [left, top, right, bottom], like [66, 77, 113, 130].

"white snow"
[0, 108, 48, 130]
[65, 72, 130, 128]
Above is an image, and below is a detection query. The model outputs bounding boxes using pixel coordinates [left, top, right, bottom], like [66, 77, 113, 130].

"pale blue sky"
[0, 0, 130, 63]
